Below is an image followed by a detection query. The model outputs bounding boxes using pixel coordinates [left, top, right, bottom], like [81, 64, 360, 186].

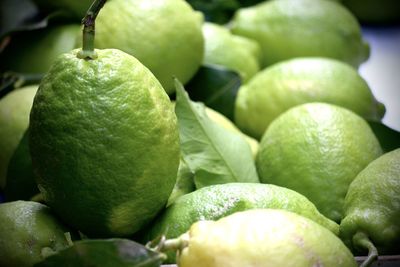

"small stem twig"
[354, 232, 378, 267]
[77, 0, 107, 60]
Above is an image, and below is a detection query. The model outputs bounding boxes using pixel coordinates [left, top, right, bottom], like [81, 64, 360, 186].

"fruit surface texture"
[340, 148, 400, 254]
[256, 103, 382, 222]
[177, 209, 357, 267]
[29, 49, 180, 237]
[94, 0, 204, 93]
[231, 0, 369, 68]
[235, 57, 385, 139]
[147, 183, 339, 263]
[0, 201, 71, 267]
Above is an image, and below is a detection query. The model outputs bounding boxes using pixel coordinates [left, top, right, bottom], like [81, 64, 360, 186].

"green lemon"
[235, 57, 385, 139]
[202, 22, 260, 82]
[256, 103, 382, 222]
[230, 0, 369, 68]
[205, 106, 259, 158]
[29, 49, 180, 237]
[145, 183, 339, 263]
[0, 25, 80, 74]
[0, 201, 71, 267]
[94, 0, 204, 94]
[340, 148, 400, 255]
[0, 85, 38, 189]
[175, 209, 357, 267]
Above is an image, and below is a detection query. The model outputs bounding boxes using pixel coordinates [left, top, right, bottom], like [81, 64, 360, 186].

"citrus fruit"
[94, 0, 204, 93]
[0, 201, 71, 267]
[230, 0, 370, 68]
[340, 148, 400, 255]
[234, 57, 385, 139]
[202, 22, 260, 82]
[0, 25, 80, 74]
[0, 85, 38, 189]
[205, 106, 259, 158]
[173, 209, 357, 267]
[29, 49, 180, 237]
[145, 183, 339, 263]
[256, 103, 382, 222]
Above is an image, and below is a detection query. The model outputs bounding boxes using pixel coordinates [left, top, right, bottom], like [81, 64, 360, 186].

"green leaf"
[166, 157, 195, 207]
[185, 64, 241, 121]
[34, 239, 164, 267]
[368, 121, 400, 153]
[175, 79, 259, 189]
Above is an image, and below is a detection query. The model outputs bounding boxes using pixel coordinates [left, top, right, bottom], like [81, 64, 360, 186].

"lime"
[256, 103, 382, 222]
[29, 49, 180, 237]
[230, 0, 369, 68]
[234, 57, 385, 139]
[94, 0, 204, 93]
[0, 201, 71, 267]
[202, 22, 260, 82]
[0, 85, 38, 189]
[175, 209, 357, 267]
[340, 148, 400, 255]
[0, 25, 80, 74]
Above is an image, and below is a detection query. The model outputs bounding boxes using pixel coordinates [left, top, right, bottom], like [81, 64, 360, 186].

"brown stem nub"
[77, 0, 107, 60]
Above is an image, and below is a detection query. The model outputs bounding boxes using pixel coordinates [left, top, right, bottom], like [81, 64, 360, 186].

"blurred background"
[360, 27, 400, 131]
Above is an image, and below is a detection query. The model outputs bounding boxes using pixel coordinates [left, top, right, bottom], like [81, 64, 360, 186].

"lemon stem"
[353, 232, 378, 267]
[77, 0, 107, 60]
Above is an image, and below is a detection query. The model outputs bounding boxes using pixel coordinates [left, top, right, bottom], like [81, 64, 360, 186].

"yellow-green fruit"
[235, 58, 385, 139]
[0, 201, 71, 267]
[94, 0, 204, 94]
[0, 86, 38, 189]
[230, 0, 369, 68]
[340, 148, 400, 254]
[256, 103, 382, 222]
[177, 209, 357, 267]
[0, 25, 80, 74]
[29, 49, 180, 237]
[205, 107, 258, 158]
[146, 183, 339, 264]
[202, 22, 260, 82]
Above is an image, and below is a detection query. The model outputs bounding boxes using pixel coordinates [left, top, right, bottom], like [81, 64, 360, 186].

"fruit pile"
[0, 0, 399, 266]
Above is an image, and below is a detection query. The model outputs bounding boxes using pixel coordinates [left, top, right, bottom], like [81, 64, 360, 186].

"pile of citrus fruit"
[0, 0, 399, 266]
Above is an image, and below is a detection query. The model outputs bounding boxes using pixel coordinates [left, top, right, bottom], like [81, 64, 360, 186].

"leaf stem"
[77, 0, 107, 60]
[353, 232, 378, 267]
